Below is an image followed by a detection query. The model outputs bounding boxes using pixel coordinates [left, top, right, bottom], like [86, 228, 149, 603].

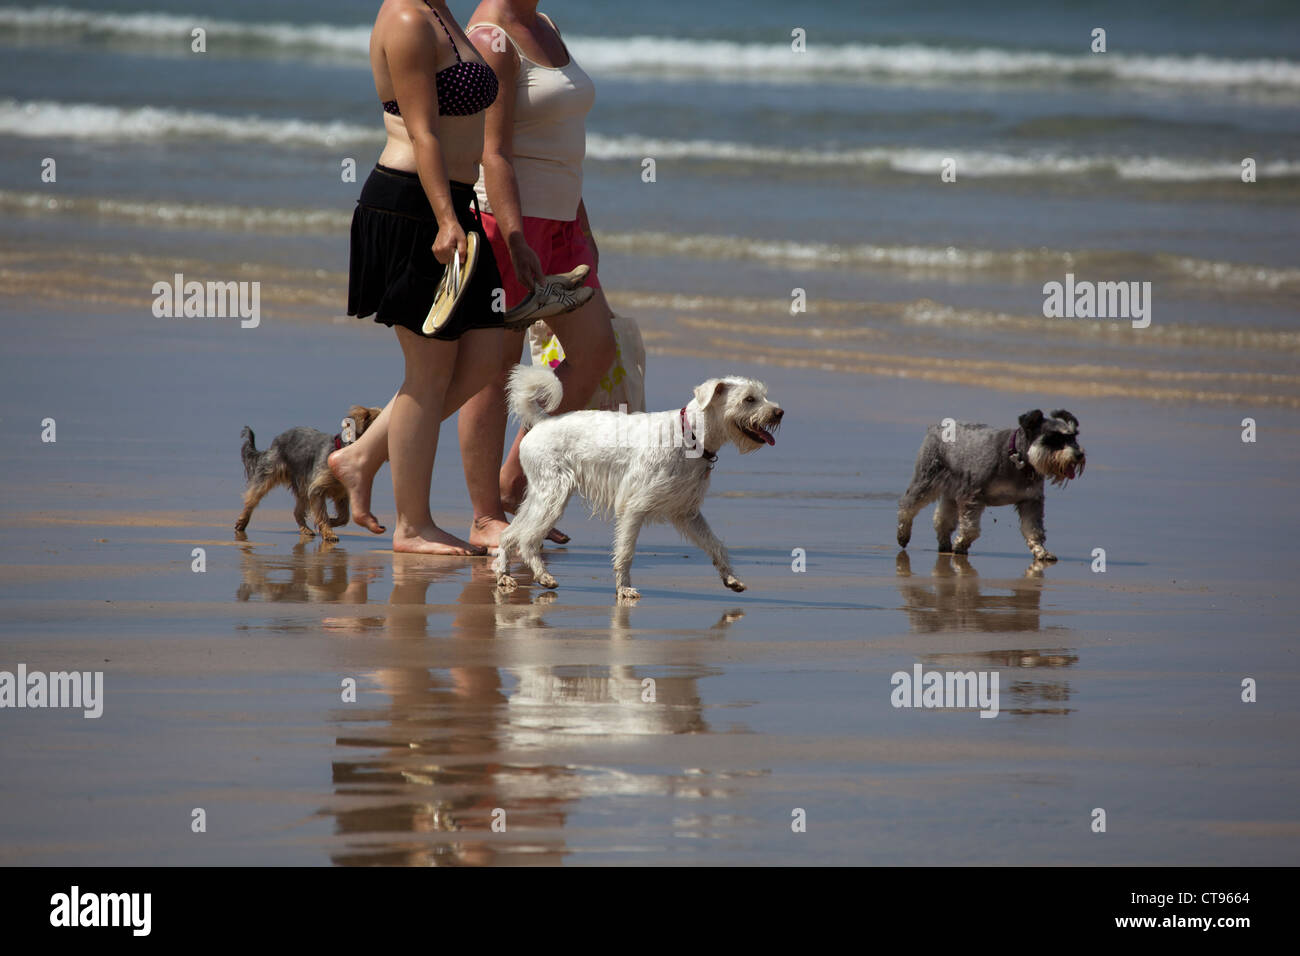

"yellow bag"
[527, 312, 646, 413]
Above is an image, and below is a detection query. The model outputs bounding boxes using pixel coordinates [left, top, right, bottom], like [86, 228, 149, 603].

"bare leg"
[389, 326, 481, 556]
[328, 396, 392, 535]
[330, 327, 502, 537]
[462, 328, 526, 552]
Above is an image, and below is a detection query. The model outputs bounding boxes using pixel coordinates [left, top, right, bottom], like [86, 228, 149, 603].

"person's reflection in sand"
[328, 561, 740, 863]
[894, 550, 1078, 715]
[330, 558, 569, 865]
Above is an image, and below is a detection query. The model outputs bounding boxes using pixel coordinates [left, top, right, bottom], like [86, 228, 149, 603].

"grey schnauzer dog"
[493, 366, 784, 600]
[896, 409, 1085, 562]
[235, 405, 381, 543]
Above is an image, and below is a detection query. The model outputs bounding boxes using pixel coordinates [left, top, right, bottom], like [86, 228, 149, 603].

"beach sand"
[1, 293, 1296, 865]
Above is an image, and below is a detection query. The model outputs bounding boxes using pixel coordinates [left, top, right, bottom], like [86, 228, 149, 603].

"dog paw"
[322, 531, 339, 544]
[1037, 550, 1058, 563]
[937, 541, 953, 554]
[896, 523, 912, 547]
[299, 528, 315, 538]
[536, 572, 558, 589]
[616, 586, 641, 601]
[497, 574, 518, 592]
[723, 575, 747, 592]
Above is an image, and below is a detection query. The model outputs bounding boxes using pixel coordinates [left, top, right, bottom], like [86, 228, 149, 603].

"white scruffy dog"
[493, 366, 784, 600]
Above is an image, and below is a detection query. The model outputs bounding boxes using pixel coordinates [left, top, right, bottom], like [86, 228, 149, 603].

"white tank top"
[470, 14, 595, 223]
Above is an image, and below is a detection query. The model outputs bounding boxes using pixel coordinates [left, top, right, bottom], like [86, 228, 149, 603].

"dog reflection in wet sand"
[494, 367, 783, 600]
[897, 409, 1085, 562]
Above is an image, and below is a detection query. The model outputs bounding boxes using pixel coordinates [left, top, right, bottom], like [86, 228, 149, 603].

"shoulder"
[538, 11, 563, 36]
[379, 5, 439, 56]
[468, 22, 520, 72]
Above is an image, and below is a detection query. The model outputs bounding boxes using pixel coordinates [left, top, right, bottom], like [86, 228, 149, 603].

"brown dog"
[235, 405, 381, 542]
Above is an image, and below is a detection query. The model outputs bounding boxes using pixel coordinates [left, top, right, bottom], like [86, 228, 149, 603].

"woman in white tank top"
[460, 1, 617, 552]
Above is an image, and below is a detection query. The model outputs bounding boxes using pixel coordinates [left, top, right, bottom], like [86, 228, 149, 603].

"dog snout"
[771, 407, 784, 422]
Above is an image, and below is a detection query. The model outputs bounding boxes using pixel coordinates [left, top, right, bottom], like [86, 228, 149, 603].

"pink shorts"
[479, 211, 601, 310]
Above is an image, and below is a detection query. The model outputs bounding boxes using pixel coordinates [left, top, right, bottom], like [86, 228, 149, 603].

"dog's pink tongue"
[763, 430, 776, 446]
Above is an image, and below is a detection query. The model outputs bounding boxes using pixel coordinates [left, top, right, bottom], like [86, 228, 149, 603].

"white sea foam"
[2, 99, 1292, 182]
[7, 188, 1297, 293]
[588, 134, 1300, 181]
[2, 7, 1297, 89]
[0, 6, 370, 54]
[0, 99, 379, 147]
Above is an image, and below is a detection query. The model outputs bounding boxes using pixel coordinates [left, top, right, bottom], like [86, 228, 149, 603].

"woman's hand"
[432, 218, 467, 265]
[507, 232, 545, 289]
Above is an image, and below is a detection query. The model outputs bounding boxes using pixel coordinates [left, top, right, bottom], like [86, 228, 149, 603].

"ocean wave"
[8, 188, 1298, 294]
[574, 38, 1300, 90]
[587, 134, 1300, 181]
[0, 189, 350, 233]
[0, 6, 369, 54]
[602, 231, 1300, 291]
[6, 98, 1286, 182]
[0, 99, 379, 147]
[3, 6, 1298, 89]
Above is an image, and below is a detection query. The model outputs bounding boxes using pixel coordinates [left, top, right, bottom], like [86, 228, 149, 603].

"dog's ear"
[1018, 409, 1044, 434]
[693, 379, 727, 410]
[1049, 409, 1079, 434]
[345, 405, 380, 436]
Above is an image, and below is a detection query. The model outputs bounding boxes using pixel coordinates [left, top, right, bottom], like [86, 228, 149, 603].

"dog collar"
[1008, 432, 1028, 470]
[681, 407, 718, 468]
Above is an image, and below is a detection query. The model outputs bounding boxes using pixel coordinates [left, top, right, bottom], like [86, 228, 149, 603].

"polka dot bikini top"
[382, 3, 498, 118]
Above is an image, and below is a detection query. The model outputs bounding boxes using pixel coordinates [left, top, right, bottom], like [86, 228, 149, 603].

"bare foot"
[328, 448, 385, 535]
[393, 524, 486, 556]
[501, 494, 569, 544]
[470, 514, 510, 554]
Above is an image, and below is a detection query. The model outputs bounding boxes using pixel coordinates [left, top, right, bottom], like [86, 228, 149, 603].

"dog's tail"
[507, 365, 563, 430]
[240, 426, 261, 481]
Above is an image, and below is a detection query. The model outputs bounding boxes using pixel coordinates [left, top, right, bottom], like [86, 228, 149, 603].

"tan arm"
[384, 10, 463, 261]
[470, 24, 543, 288]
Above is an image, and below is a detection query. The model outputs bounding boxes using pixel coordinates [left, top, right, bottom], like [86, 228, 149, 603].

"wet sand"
[1, 299, 1297, 865]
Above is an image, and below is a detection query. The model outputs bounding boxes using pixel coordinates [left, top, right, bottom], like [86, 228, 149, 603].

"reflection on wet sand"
[237, 540, 388, 629]
[237, 546, 745, 864]
[895, 551, 1078, 716]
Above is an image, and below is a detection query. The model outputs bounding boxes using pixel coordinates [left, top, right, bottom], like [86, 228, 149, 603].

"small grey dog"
[493, 366, 784, 600]
[896, 409, 1085, 562]
[235, 405, 381, 542]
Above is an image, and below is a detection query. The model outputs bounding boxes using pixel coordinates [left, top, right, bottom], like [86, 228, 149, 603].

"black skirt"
[347, 165, 504, 341]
